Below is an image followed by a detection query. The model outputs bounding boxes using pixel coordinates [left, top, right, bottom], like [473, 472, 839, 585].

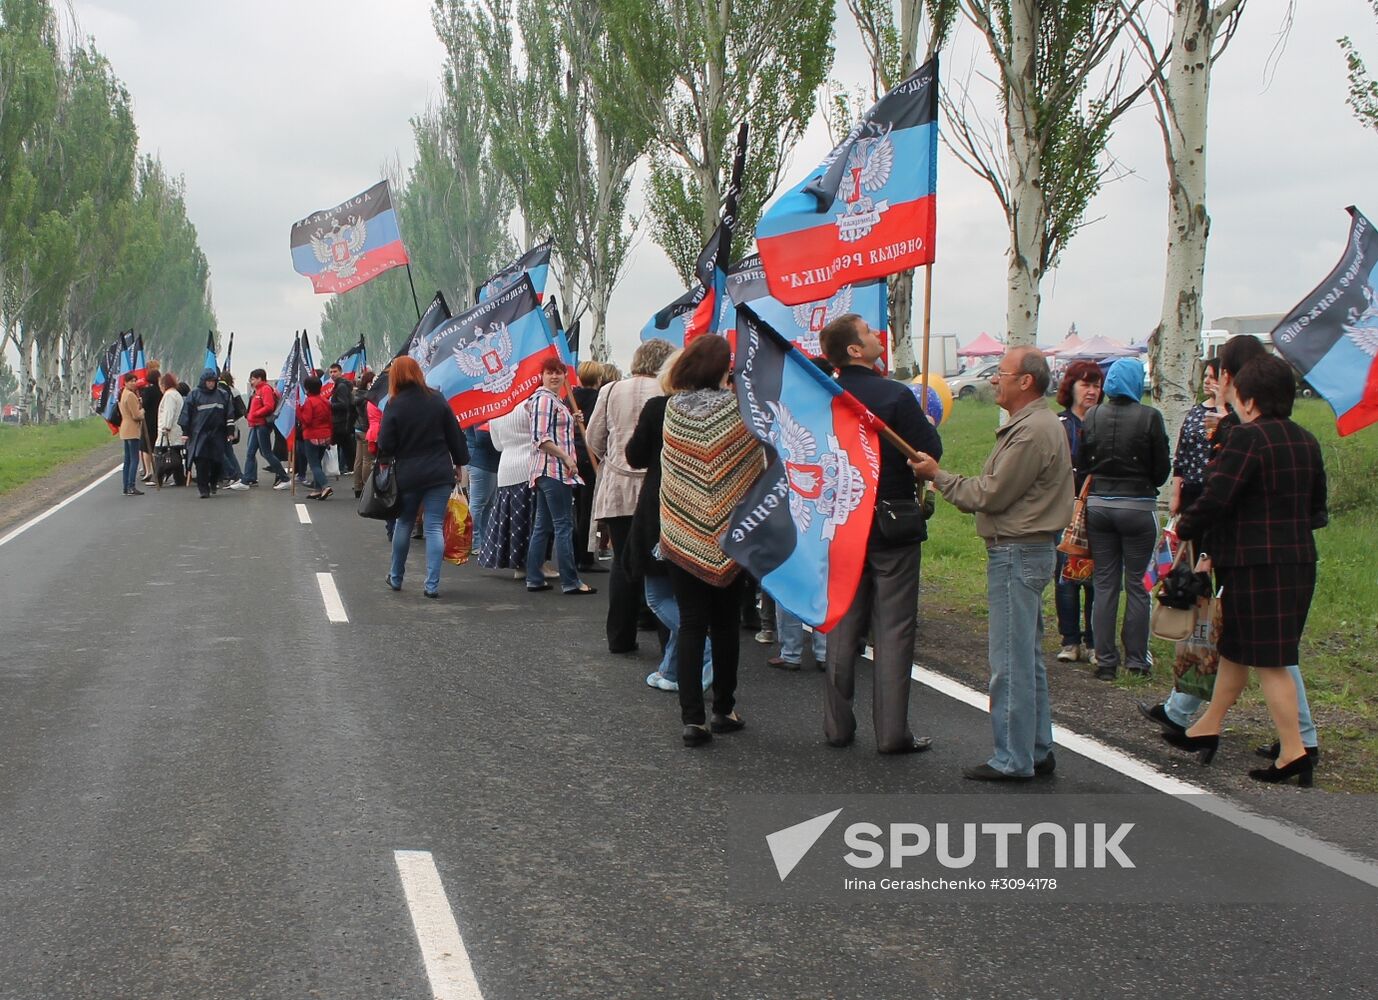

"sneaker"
[226, 480, 249, 491]
[754, 629, 777, 644]
[1085, 650, 1098, 667]
[1056, 644, 1080, 662]
[272, 480, 292, 491]
[654, 674, 680, 692]
[243, 480, 260, 488]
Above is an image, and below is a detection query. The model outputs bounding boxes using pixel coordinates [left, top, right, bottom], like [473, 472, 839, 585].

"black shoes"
[1161, 729, 1220, 765]
[1094, 666, 1117, 681]
[1034, 752, 1056, 776]
[1138, 701, 1187, 736]
[123, 488, 144, 496]
[709, 711, 745, 734]
[963, 763, 1032, 782]
[385, 575, 401, 592]
[1255, 741, 1320, 762]
[879, 737, 933, 755]
[683, 724, 712, 747]
[1248, 753, 1315, 787]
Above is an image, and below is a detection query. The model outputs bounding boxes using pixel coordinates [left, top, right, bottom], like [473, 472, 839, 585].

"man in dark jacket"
[818, 314, 943, 755]
[179, 368, 231, 498]
[327, 363, 356, 474]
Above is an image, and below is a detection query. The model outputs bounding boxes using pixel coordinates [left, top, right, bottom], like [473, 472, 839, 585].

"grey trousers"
[824, 541, 921, 751]
[1087, 504, 1159, 670]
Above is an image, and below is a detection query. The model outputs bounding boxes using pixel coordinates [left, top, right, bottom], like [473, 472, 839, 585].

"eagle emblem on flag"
[791, 285, 854, 356]
[310, 216, 368, 278]
[1341, 283, 1378, 358]
[836, 125, 894, 244]
[766, 402, 867, 540]
[454, 322, 516, 395]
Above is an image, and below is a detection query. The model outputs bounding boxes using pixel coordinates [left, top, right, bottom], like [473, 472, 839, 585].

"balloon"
[908, 373, 953, 426]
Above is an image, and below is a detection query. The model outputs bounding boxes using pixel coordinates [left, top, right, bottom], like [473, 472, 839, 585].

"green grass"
[0, 417, 120, 496]
[921, 397, 1378, 788]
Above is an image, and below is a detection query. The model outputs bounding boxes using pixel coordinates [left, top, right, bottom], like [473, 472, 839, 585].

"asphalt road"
[2, 471, 1375, 999]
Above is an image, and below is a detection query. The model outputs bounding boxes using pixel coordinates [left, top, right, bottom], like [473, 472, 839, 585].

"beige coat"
[586, 375, 661, 522]
[117, 386, 144, 441]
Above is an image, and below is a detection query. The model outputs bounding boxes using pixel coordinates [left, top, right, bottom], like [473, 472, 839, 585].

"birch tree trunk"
[1003, 0, 1045, 348]
[1149, 0, 1243, 445]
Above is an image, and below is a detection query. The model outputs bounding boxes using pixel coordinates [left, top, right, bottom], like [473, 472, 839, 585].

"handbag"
[1150, 541, 1209, 641]
[1173, 589, 1222, 701]
[1056, 477, 1093, 557]
[358, 460, 401, 520]
[875, 498, 927, 545]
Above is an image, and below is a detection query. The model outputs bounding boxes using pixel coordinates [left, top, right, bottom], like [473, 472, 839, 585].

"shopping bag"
[443, 488, 473, 565]
[1056, 477, 1093, 557]
[1173, 590, 1222, 701]
[1060, 553, 1094, 584]
[1150, 541, 1210, 641]
[322, 446, 340, 479]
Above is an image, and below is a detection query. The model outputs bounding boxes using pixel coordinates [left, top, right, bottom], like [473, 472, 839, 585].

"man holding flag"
[817, 314, 942, 754]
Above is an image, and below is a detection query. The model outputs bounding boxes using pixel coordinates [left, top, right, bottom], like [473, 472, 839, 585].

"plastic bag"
[443, 488, 473, 565]
[1173, 590, 1222, 701]
[321, 445, 340, 479]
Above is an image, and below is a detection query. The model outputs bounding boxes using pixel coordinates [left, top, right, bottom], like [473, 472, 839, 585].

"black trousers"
[334, 430, 356, 473]
[192, 455, 223, 496]
[574, 462, 596, 568]
[605, 516, 645, 652]
[670, 565, 744, 726]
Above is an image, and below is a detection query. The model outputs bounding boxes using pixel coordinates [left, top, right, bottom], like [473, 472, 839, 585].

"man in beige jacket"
[910, 346, 1073, 780]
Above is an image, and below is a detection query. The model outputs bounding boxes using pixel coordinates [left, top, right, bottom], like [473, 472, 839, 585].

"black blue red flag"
[413, 274, 560, 428]
[290, 180, 410, 295]
[721, 304, 880, 632]
[222, 332, 234, 374]
[99, 331, 136, 424]
[333, 338, 367, 380]
[476, 240, 552, 304]
[1272, 206, 1378, 436]
[639, 283, 704, 346]
[273, 338, 306, 438]
[727, 253, 889, 363]
[371, 291, 454, 410]
[756, 55, 938, 305]
[203, 331, 218, 375]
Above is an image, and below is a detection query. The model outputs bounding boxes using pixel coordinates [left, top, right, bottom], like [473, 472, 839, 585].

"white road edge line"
[831, 643, 1378, 891]
[295, 503, 312, 524]
[0, 465, 122, 550]
[315, 572, 348, 623]
[395, 850, 484, 1000]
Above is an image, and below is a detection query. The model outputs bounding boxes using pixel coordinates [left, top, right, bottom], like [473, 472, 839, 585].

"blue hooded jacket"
[1103, 358, 1145, 401]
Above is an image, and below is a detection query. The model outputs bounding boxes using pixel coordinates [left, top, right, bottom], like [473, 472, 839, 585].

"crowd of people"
[113, 324, 1327, 785]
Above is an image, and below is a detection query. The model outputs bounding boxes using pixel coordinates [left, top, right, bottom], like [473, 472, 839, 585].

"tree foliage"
[605, 0, 835, 284]
[0, 0, 217, 421]
[1340, 1, 1378, 134]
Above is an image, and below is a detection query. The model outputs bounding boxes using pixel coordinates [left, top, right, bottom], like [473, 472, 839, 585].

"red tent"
[957, 332, 1005, 357]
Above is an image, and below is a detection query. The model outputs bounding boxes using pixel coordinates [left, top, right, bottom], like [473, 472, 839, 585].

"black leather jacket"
[1077, 399, 1171, 498]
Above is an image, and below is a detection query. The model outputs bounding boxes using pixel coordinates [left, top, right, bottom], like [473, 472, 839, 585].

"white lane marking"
[295, 503, 312, 524]
[0, 465, 121, 550]
[316, 572, 348, 622]
[395, 850, 484, 1000]
[816, 630, 1378, 890]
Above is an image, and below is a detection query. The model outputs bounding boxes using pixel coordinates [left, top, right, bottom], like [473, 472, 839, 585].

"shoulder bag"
[358, 459, 401, 520]
[1056, 476, 1093, 557]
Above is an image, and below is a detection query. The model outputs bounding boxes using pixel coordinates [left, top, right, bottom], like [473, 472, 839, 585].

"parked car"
[948, 361, 1000, 400]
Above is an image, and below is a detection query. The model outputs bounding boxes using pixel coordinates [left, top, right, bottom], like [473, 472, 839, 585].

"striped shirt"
[528, 387, 582, 486]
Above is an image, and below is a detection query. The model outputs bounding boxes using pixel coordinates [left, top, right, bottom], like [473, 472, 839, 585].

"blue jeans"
[777, 605, 826, 663]
[389, 483, 452, 593]
[244, 425, 287, 483]
[122, 439, 140, 491]
[986, 542, 1056, 776]
[222, 435, 243, 481]
[468, 466, 497, 555]
[304, 442, 327, 490]
[644, 574, 712, 686]
[1165, 663, 1318, 747]
[526, 476, 580, 591]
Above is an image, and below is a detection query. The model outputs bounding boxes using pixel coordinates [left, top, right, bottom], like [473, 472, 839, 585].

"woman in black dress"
[1167, 355, 1327, 786]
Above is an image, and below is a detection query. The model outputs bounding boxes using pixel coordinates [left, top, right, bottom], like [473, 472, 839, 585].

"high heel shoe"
[1161, 729, 1220, 765]
[1248, 753, 1315, 787]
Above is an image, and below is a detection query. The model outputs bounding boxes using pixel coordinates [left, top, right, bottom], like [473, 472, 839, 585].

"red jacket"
[297, 394, 333, 443]
[247, 382, 278, 427]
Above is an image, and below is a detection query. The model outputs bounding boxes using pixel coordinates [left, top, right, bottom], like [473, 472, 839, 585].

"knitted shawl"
[659, 388, 762, 586]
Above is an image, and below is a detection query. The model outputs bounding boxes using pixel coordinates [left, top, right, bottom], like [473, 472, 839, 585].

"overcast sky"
[70, 0, 1378, 374]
